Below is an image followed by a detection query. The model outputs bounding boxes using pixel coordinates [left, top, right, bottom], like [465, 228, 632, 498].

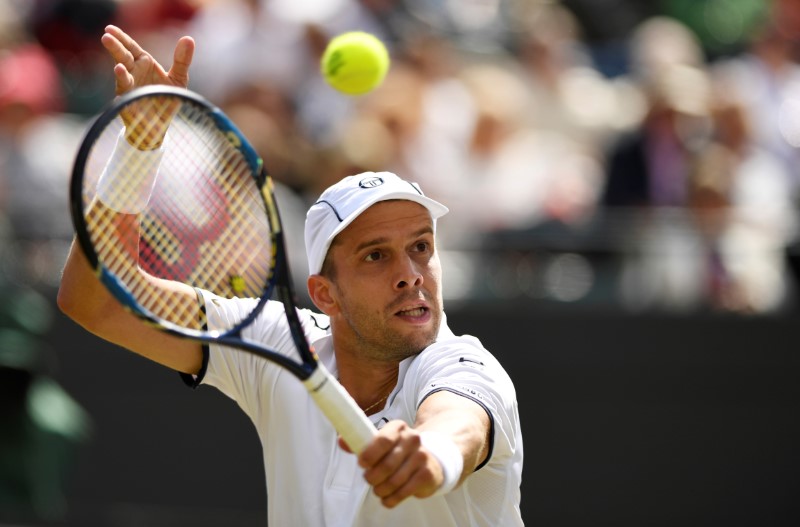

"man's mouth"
[397, 306, 428, 317]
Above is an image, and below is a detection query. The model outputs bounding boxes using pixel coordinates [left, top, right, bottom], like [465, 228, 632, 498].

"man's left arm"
[354, 390, 491, 508]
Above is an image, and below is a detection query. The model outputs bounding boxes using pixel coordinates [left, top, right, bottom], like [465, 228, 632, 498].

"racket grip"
[303, 363, 377, 454]
[96, 129, 166, 214]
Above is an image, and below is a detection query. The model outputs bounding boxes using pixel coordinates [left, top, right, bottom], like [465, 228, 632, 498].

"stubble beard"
[341, 297, 442, 363]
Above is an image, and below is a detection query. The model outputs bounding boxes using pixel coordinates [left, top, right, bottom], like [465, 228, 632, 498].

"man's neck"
[335, 351, 400, 413]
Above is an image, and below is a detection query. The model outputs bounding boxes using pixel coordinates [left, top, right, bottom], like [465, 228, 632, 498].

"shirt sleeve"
[411, 336, 521, 472]
[187, 289, 330, 422]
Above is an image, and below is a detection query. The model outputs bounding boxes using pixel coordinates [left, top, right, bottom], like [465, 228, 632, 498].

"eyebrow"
[353, 226, 434, 254]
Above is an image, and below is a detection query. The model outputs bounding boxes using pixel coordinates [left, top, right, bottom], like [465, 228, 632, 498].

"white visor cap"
[304, 172, 449, 275]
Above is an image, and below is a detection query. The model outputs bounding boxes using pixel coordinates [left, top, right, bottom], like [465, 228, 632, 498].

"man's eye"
[415, 242, 430, 252]
[364, 251, 382, 262]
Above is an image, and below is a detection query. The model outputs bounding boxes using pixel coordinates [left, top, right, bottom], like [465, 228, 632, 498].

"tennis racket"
[70, 85, 376, 453]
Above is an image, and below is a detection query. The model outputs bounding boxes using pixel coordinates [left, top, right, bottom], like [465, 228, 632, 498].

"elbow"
[57, 276, 106, 331]
[57, 279, 85, 323]
[58, 243, 109, 330]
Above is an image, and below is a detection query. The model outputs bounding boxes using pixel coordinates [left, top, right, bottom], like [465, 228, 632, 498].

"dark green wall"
[47, 307, 800, 526]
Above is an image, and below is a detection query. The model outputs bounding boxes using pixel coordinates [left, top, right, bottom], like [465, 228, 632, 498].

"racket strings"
[180, 121, 271, 298]
[83, 94, 274, 332]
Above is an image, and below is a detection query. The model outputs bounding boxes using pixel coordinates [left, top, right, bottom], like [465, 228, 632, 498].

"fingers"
[371, 448, 434, 508]
[102, 25, 145, 70]
[168, 36, 195, 88]
[102, 25, 194, 93]
[102, 25, 155, 96]
[105, 25, 147, 57]
[358, 422, 441, 508]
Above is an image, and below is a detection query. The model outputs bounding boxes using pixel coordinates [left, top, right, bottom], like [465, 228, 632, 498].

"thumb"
[168, 36, 195, 87]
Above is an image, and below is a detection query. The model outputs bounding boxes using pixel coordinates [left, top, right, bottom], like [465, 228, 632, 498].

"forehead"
[337, 200, 433, 245]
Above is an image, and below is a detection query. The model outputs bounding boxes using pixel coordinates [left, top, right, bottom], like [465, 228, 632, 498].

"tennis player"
[58, 26, 523, 526]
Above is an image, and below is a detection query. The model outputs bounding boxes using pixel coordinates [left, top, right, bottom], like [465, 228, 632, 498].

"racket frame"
[71, 86, 311, 383]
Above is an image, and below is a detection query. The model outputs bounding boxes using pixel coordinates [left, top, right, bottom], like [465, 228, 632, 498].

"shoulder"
[418, 331, 506, 378]
[407, 329, 517, 406]
[197, 289, 330, 342]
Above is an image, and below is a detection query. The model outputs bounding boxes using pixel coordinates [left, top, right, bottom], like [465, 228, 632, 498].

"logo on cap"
[359, 176, 384, 189]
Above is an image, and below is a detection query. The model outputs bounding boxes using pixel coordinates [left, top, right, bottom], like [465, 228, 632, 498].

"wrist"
[95, 129, 167, 214]
[420, 431, 464, 496]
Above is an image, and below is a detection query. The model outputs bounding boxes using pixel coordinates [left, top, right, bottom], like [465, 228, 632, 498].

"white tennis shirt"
[193, 290, 523, 526]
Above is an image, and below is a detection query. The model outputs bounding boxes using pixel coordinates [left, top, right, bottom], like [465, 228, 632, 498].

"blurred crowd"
[2, 0, 800, 317]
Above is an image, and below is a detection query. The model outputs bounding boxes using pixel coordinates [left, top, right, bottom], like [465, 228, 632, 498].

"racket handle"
[303, 363, 377, 454]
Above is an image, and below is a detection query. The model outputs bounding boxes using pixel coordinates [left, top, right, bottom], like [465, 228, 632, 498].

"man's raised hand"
[101, 25, 195, 149]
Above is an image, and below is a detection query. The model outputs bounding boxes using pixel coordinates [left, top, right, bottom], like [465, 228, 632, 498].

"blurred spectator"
[602, 62, 713, 208]
[617, 79, 797, 314]
[513, 2, 635, 145]
[114, 0, 199, 33]
[617, 146, 733, 313]
[399, 0, 519, 53]
[0, 40, 85, 288]
[709, 92, 797, 312]
[711, 4, 800, 202]
[456, 62, 603, 234]
[27, 0, 119, 115]
[602, 17, 713, 208]
[0, 43, 65, 237]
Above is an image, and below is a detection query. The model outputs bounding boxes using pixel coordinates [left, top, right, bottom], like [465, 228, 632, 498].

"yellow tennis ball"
[321, 32, 390, 96]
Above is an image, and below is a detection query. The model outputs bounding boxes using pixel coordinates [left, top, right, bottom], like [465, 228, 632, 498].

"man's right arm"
[58, 239, 204, 374]
[58, 25, 202, 374]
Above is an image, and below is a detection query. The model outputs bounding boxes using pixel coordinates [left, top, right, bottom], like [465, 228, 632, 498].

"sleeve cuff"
[180, 287, 210, 388]
[179, 343, 209, 389]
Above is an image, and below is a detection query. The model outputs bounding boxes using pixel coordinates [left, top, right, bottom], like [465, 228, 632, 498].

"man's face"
[325, 200, 443, 363]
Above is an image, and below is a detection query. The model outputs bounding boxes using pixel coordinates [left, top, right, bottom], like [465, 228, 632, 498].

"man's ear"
[307, 274, 337, 315]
